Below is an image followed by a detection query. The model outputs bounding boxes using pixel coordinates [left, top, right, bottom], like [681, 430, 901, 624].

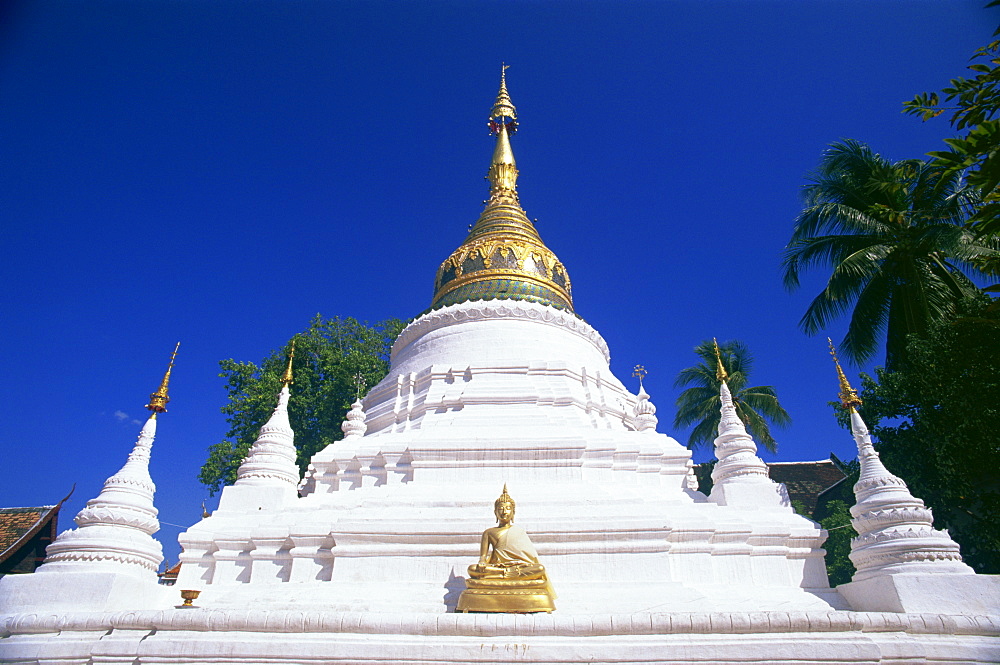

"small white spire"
[684, 460, 700, 491]
[631, 365, 657, 432]
[235, 384, 299, 488]
[825, 341, 971, 579]
[633, 383, 658, 432]
[42, 414, 164, 574]
[846, 407, 971, 580]
[710, 381, 770, 485]
[341, 399, 368, 439]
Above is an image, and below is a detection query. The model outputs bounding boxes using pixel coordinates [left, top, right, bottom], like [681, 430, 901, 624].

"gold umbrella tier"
[429, 67, 574, 313]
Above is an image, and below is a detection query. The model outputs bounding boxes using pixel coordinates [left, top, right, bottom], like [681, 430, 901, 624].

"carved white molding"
[633, 384, 658, 432]
[392, 300, 611, 364]
[711, 382, 770, 485]
[39, 415, 163, 575]
[236, 385, 299, 488]
[846, 409, 971, 580]
[3, 608, 998, 638]
[341, 400, 367, 438]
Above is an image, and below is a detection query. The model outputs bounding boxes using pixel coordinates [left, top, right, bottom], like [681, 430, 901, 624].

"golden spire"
[490, 63, 517, 121]
[487, 64, 520, 198]
[429, 67, 574, 313]
[146, 342, 180, 413]
[828, 338, 862, 409]
[632, 364, 647, 388]
[713, 338, 729, 383]
[281, 340, 295, 386]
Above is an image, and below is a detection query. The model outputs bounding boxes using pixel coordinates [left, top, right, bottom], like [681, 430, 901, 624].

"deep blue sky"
[1, 1, 993, 563]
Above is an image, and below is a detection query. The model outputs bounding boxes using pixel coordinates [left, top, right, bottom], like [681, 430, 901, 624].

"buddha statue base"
[456, 485, 556, 613]
[456, 578, 556, 613]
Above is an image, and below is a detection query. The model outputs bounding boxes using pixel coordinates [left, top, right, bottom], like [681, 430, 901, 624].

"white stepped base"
[838, 573, 1000, 614]
[185, 580, 845, 615]
[0, 570, 166, 615]
[2, 609, 998, 664]
[174, 479, 835, 615]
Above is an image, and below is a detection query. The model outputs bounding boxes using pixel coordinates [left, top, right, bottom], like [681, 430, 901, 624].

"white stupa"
[0, 343, 177, 614]
[1, 72, 998, 665]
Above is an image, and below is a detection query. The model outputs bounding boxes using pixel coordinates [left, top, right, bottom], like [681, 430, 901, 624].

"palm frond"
[674, 340, 789, 453]
[789, 139, 983, 366]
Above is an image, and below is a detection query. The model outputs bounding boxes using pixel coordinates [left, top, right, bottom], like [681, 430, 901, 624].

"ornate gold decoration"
[713, 338, 729, 383]
[490, 63, 516, 121]
[281, 340, 295, 386]
[456, 485, 556, 613]
[180, 589, 200, 607]
[146, 342, 180, 413]
[430, 67, 574, 313]
[828, 338, 862, 409]
[632, 364, 648, 391]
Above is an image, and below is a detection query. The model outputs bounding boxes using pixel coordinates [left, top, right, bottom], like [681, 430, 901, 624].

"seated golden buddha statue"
[456, 485, 556, 613]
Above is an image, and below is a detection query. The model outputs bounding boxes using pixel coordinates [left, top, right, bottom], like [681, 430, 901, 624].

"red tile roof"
[0, 507, 55, 562]
[0, 489, 74, 574]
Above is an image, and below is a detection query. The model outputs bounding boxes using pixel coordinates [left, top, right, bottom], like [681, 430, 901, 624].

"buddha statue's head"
[494, 485, 515, 525]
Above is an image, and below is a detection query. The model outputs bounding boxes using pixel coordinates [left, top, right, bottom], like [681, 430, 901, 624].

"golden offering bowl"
[180, 589, 201, 607]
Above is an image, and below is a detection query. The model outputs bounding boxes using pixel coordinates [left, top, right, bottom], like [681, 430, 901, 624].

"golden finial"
[490, 63, 517, 122]
[632, 364, 647, 388]
[828, 338, 862, 409]
[201, 500, 210, 519]
[281, 340, 295, 386]
[145, 342, 180, 413]
[713, 338, 729, 383]
[486, 65, 520, 198]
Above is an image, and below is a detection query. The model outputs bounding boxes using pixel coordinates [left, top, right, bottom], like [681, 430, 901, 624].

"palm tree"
[783, 139, 995, 368]
[673, 340, 791, 452]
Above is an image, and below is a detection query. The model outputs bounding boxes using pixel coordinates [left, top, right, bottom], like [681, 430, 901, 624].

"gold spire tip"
[490, 63, 517, 126]
[828, 338, 862, 409]
[713, 338, 729, 383]
[632, 364, 647, 387]
[146, 342, 180, 413]
[281, 339, 296, 386]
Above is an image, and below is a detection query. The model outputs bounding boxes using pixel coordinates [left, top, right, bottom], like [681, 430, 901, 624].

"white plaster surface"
[838, 574, 1000, 615]
[2, 301, 998, 664]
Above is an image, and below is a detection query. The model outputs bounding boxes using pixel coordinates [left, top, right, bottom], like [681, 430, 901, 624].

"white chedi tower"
[42, 415, 163, 573]
[174, 70, 835, 616]
[0, 344, 178, 613]
[7, 71, 1000, 665]
[828, 345, 1000, 614]
[216, 345, 300, 512]
[708, 340, 788, 507]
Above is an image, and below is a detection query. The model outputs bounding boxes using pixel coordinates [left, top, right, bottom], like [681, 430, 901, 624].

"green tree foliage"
[812, 456, 860, 586]
[673, 340, 791, 452]
[904, 20, 1000, 241]
[817, 500, 857, 586]
[199, 315, 406, 494]
[838, 297, 1000, 574]
[783, 139, 995, 368]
